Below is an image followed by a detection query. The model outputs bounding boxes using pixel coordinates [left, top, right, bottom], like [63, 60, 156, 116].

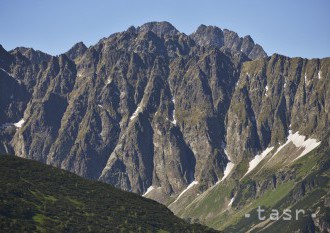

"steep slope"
[0, 21, 329, 232]
[226, 54, 330, 164]
[174, 133, 330, 232]
[0, 45, 45, 155]
[12, 54, 77, 163]
[0, 155, 218, 233]
[1, 22, 253, 199]
[167, 54, 330, 231]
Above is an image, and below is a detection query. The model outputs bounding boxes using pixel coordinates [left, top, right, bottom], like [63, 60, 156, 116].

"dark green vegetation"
[0, 155, 218, 233]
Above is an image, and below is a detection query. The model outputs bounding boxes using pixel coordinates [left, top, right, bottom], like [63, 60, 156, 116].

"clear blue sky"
[1, 0, 329, 58]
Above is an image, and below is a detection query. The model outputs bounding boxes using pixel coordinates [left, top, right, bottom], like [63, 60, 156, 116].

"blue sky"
[1, 0, 329, 58]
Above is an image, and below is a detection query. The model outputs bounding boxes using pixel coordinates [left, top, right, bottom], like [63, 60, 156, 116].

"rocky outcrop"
[0, 46, 44, 154]
[137, 21, 179, 38]
[11, 47, 51, 64]
[226, 55, 330, 163]
[65, 42, 87, 61]
[191, 25, 267, 60]
[12, 55, 77, 162]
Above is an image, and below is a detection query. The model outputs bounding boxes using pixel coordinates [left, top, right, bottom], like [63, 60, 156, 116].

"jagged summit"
[89, 22, 267, 61]
[137, 21, 179, 37]
[0, 21, 329, 232]
[10, 46, 52, 64]
[65, 41, 87, 61]
[191, 25, 224, 48]
[191, 24, 267, 60]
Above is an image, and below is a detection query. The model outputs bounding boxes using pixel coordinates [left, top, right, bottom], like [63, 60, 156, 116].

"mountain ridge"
[0, 21, 329, 232]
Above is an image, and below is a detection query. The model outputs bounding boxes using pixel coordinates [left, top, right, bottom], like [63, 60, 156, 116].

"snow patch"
[14, 119, 25, 128]
[172, 97, 175, 104]
[172, 181, 198, 203]
[219, 162, 235, 183]
[290, 131, 321, 160]
[228, 197, 235, 207]
[265, 85, 269, 97]
[318, 71, 322, 80]
[171, 110, 177, 125]
[221, 141, 231, 161]
[142, 186, 155, 197]
[224, 148, 230, 159]
[244, 147, 274, 177]
[98, 104, 103, 109]
[273, 130, 321, 160]
[171, 97, 177, 125]
[1, 118, 25, 129]
[130, 106, 142, 121]
[305, 73, 307, 83]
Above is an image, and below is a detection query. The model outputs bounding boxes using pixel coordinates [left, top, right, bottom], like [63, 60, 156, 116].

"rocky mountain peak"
[126, 25, 137, 34]
[0, 45, 14, 69]
[243, 35, 254, 43]
[0, 21, 329, 233]
[65, 42, 87, 61]
[137, 21, 179, 38]
[190, 24, 224, 48]
[10, 47, 51, 64]
[191, 26, 268, 60]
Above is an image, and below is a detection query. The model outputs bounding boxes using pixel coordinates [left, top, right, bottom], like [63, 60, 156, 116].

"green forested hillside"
[0, 156, 218, 233]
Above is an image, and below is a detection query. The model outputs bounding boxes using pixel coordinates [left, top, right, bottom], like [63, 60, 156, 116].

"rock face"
[226, 55, 330, 163]
[11, 47, 52, 64]
[65, 42, 87, 61]
[191, 25, 267, 60]
[0, 22, 329, 231]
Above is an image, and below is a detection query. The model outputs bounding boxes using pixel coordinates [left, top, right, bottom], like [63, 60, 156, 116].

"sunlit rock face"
[0, 23, 329, 221]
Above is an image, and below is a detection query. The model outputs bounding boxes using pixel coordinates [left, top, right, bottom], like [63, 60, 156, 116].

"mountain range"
[0, 21, 329, 232]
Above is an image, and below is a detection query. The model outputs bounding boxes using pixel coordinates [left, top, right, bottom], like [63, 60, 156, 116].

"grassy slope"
[177, 140, 330, 232]
[0, 156, 218, 233]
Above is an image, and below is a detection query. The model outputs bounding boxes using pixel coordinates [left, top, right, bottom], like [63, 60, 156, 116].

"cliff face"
[0, 21, 329, 231]
[191, 25, 267, 60]
[226, 55, 330, 164]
